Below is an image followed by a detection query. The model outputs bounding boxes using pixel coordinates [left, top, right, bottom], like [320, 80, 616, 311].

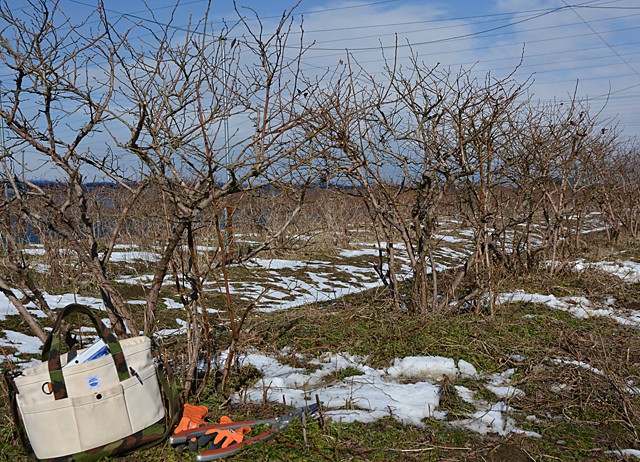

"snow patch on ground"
[210, 262, 393, 312]
[0, 293, 47, 320]
[339, 248, 380, 258]
[552, 358, 605, 375]
[0, 330, 43, 366]
[154, 318, 188, 338]
[163, 298, 184, 309]
[605, 449, 640, 458]
[387, 356, 477, 382]
[31, 263, 51, 273]
[433, 234, 468, 244]
[37, 293, 105, 311]
[573, 259, 640, 283]
[109, 237, 471, 312]
[450, 401, 538, 437]
[0, 291, 104, 320]
[104, 251, 161, 262]
[20, 247, 46, 256]
[496, 290, 640, 327]
[246, 259, 311, 271]
[485, 368, 525, 399]
[0, 330, 42, 354]
[115, 274, 173, 286]
[236, 352, 534, 437]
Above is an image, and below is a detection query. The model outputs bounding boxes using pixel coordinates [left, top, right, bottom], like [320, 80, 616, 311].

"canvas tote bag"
[6, 303, 181, 461]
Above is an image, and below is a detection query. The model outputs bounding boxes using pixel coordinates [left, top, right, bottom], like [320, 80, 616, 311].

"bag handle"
[43, 303, 130, 400]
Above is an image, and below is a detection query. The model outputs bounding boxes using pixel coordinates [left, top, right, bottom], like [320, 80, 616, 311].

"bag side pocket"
[18, 395, 81, 459]
[123, 365, 165, 433]
[73, 383, 133, 451]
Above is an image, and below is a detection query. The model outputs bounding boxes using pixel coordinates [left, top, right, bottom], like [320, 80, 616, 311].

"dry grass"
[3, 238, 640, 460]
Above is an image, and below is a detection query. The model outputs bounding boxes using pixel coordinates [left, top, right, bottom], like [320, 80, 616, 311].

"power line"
[561, 0, 640, 79]
[306, 10, 640, 48]
[533, 71, 637, 84]
[35, 0, 636, 62]
[292, 20, 640, 64]
[298, 0, 627, 35]
[64, 0, 402, 29]
[359, 39, 640, 71]
[58, 0, 617, 47]
[2, 0, 639, 137]
[294, 0, 605, 51]
[580, 4, 640, 9]
[477, 54, 640, 77]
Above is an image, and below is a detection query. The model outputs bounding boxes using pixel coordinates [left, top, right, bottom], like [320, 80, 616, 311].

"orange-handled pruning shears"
[169, 403, 320, 461]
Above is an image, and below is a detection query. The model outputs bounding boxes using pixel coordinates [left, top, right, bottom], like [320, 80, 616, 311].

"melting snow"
[496, 291, 640, 327]
[163, 298, 184, 309]
[485, 368, 525, 399]
[573, 259, 640, 283]
[236, 352, 535, 437]
[154, 318, 188, 338]
[106, 251, 160, 262]
[339, 248, 380, 258]
[0, 293, 47, 320]
[21, 247, 46, 256]
[0, 330, 42, 355]
[605, 449, 640, 458]
[552, 358, 605, 376]
[450, 401, 538, 437]
[0, 291, 104, 320]
[4, 231, 640, 451]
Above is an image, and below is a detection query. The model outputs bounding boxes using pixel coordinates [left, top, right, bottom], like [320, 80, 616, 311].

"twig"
[302, 410, 308, 447]
[315, 394, 325, 430]
[388, 447, 436, 453]
[0, 346, 14, 373]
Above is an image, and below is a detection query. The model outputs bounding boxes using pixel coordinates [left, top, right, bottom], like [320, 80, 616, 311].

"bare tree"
[0, 1, 325, 397]
[314, 51, 526, 316]
[590, 137, 640, 244]
[0, 0, 139, 337]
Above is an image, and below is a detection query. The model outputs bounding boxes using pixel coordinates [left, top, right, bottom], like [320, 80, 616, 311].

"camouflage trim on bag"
[107, 345, 130, 382]
[9, 305, 183, 461]
[151, 337, 183, 434]
[48, 366, 68, 400]
[30, 360, 181, 462]
[38, 420, 167, 462]
[92, 320, 129, 381]
[45, 304, 131, 400]
[35, 361, 182, 462]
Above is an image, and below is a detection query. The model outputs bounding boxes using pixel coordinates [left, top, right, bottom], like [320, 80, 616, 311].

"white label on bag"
[87, 375, 100, 389]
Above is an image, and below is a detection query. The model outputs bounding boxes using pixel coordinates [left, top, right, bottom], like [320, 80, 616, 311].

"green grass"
[3, 259, 640, 461]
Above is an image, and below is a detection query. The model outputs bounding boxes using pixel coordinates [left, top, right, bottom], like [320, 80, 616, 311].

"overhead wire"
[560, 0, 640, 79]
[301, 11, 640, 52]
[1, 1, 632, 83]
[290, 0, 606, 51]
[296, 0, 640, 35]
[290, 21, 640, 64]
[292, 1, 624, 35]
[1, 0, 638, 138]
[64, 0, 402, 30]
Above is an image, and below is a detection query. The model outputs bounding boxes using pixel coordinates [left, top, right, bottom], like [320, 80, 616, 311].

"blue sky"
[2, 0, 639, 178]
[52, 0, 640, 138]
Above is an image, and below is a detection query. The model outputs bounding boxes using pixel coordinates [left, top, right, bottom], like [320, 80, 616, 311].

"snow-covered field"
[2, 219, 640, 449]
